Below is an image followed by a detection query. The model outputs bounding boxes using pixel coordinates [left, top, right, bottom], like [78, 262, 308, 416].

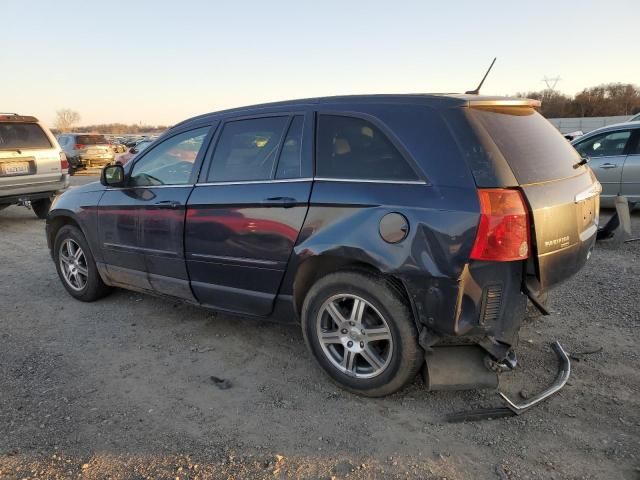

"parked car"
[111, 141, 127, 153]
[563, 130, 583, 141]
[116, 139, 155, 165]
[46, 94, 600, 396]
[571, 121, 640, 208]
[0, 113, 69, 218]
[57, 133, 115, 173]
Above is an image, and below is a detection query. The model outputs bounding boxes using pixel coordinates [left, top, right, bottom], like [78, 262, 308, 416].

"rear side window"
[316, 115, 418, 181]
[573, 130, 632, 158]
[0, 123, 51, 150]
[466, 106, 582, 185]
[276, 116, 304, 179]
[75, 134, 107, 145]
[207, 116, 289, 182]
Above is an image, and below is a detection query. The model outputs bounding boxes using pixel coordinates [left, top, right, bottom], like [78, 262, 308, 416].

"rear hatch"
[463, 103, 600, 293]
[0, 116, 61, 186]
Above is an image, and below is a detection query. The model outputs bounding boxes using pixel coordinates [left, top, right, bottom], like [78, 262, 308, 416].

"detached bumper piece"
[446, 341, 571, 422]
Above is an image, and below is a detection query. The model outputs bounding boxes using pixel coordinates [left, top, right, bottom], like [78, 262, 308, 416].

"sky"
[2, 0, 639, 126]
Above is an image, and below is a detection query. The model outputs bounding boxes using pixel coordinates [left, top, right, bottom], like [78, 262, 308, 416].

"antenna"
[465, 57, 497, 95]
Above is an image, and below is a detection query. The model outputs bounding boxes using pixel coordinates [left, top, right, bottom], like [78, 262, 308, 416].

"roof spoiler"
[468, 99, 542, 108]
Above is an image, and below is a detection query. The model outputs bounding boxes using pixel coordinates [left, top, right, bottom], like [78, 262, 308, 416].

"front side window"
[130, 127, 208, 186]
[316, 115, 418, 181]
[207, 116, 289, 182]
[574, 130, 632, 158]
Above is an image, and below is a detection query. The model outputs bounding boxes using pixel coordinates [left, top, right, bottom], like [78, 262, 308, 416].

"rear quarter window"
[466, 106, 583, 185]
[316, 115, 418, 181]
[0, 123, 52, 150]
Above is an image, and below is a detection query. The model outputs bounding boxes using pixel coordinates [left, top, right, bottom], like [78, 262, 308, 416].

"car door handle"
[154, 200, 180, 208]
[262, 196, 296, 208]
[600, 163, 618, 169]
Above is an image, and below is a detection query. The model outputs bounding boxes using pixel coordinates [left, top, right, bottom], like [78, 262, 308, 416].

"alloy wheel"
[59, 239, 88, 291]
[316, 294, 393, 379]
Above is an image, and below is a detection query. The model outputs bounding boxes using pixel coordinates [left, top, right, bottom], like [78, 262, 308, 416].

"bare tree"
[54, 109, 81, 132]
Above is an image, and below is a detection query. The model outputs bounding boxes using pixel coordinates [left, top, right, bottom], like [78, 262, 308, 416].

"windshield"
[76, 134, 108, 145]
[0, 122, 51, 150]
[466, 106, 583, 185]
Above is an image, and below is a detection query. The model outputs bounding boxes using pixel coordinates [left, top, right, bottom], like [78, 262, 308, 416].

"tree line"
[517, 83, 640, 118]
[53, 109, 169, 134]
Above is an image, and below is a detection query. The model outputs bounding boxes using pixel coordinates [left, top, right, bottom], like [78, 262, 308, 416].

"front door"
[620, 129, 640, 204]
[98, 125, 213, 298]
[186, 113, 312, 315]
[574, 129, 633, 206]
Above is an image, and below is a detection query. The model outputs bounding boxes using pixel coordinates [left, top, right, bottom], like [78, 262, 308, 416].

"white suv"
[0, 114, 69, 218]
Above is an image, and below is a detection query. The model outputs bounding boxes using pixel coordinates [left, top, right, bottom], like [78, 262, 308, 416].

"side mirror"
[101, 164, 125, 187]
[129, 147, 137, 154]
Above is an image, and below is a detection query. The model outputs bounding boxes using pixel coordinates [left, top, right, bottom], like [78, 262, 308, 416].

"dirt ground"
[1, 179, 639, 479]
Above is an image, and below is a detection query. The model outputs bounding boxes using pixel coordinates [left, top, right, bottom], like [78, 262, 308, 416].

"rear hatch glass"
[465, 105, 599, 292]
[466, 106, 583, 184]
[0, 122, 52, 150]
[76, 134, 108, 145]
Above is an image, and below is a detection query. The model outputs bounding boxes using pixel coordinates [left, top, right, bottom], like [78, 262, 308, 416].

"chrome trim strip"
[189, 252, 280, 266]
[196, 178, 312, 186]
[313, 177, 428, 185]
[105, 184, 194, 190]
[103, 242, 178, 256]
[574, 181, 602, 203]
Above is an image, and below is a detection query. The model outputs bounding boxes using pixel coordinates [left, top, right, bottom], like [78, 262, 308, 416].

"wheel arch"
[291, 253, 416, 327]
[46, 211, 83, 254]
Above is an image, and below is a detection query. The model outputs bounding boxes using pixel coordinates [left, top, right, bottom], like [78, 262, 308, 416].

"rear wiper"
[573, 156, 590, 169]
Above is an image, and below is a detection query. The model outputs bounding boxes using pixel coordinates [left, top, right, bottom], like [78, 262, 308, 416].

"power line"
[542, 76, 562, 91]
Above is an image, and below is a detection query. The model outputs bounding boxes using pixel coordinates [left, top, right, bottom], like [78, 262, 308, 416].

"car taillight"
[60, 151, 69, 171]
[470, 188, 530, 262]
[74, 144, 85, 149]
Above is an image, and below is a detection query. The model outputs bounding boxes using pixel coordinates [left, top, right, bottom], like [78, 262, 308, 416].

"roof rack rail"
[0, 112, 18, 115]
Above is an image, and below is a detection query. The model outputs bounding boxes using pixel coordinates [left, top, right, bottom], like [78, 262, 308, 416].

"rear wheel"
[53, 225, 112, 301]
[301, 271, 423, 397]
[31, 198, 51, 219]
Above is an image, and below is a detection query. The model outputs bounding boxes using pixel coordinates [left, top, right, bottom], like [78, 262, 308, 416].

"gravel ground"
[1, 180, 639, 479]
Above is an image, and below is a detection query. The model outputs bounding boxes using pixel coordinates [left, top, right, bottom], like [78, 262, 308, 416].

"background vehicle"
[0, 113, 69, 218]
[572, 121, 640, 208]
[110, 140, 127, 153]
[57, 133, 115, 173]
[628, 113, 640, 122]
[116, 138, 154, 165]
[46, 94, 599, 396]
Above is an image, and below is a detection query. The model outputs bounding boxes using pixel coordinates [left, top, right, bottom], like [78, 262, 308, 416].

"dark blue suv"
[46, 94, 600, 396]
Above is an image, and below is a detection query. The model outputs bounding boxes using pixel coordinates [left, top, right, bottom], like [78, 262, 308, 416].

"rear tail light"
[470, 189, 530, 262]
[60, 151, 69, 171]
[74, 144, 85, 150]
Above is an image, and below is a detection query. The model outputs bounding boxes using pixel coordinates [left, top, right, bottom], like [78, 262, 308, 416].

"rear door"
[185, 112, 312, 315]
[620, 129, 640, 204]
[573, 129, 633, 205]
[465, 106, 600, 292]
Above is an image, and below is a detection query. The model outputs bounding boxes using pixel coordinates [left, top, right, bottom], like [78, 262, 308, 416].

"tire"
[53, 225, 112, 301]
[301, 271, 423, 397]
[31, 198, 52, 219]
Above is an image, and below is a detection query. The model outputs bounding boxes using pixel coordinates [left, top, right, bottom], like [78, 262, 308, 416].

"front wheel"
[53, 225, 112, 301]
[301, 271, 423, 397]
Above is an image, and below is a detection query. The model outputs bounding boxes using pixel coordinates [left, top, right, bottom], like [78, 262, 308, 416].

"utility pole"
[542, 75, 561, 91]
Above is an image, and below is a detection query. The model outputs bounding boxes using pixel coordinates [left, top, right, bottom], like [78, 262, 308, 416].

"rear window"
[466, 106, 582, 184]
[76, 134, 107, 145]
[0, 122, 52, 150]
